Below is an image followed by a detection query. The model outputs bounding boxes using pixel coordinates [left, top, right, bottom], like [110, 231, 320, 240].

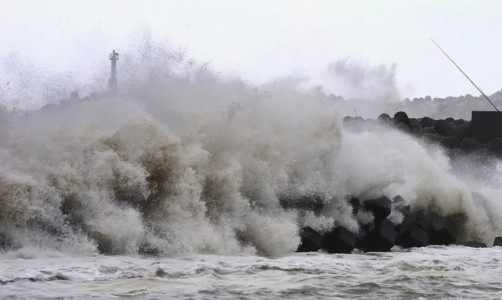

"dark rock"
[321, 226, 357, 254]
[297, 227, 322, 252]
[363, 196, 392, 224]
[493, 237, 502, 247]
[396, 224, 429, 248]
[363, 219, 396, 252]
[465, 241, 486, 248]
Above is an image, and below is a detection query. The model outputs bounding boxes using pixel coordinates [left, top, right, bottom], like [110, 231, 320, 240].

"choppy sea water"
[1, 246, 502, 299]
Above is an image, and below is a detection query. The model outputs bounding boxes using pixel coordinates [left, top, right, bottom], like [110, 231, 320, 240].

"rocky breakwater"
[292, 111, 502, 253]
[344, 111, 502, 159]
[293, 194, 502, 253]
[293, 195, 465, 253]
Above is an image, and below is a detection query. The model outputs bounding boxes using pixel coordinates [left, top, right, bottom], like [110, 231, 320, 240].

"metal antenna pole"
[108, 50, 119, 94]
[431, 38, 499, 111]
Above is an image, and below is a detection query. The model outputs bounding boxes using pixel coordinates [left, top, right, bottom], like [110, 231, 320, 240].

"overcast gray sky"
[2, 0, 502, 100]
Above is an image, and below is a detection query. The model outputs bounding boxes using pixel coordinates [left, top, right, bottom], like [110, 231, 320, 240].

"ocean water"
[1, 45, 502, 299]
[1, 247, 502, 299]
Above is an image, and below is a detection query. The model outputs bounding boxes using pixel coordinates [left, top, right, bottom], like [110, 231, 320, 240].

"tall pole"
[431, 38, 499, 112]
[108, 50, 119, 95]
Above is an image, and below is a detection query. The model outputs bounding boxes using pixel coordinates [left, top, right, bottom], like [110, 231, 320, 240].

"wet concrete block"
[397, 211, 459, 247]
[428, 215, 456, 245]
[434, 120, 455, 136]
[419, 117, 437, 128]
[355, 230, 368, 250]
[409, 118, 422, 133]
[395, 122, 412, 133]
[297, 227, 322, 252]
[455, 119, 468, 126]
[343, 116, 365, 127]
[487, 138, 502, 157]
[459, 138, 484, 153]
[493, 237, 502, 247]
[429, 227, 456, 246]
[434, 120, 471, 140]
[396, 224, 429, 248]
[361, 221, 376, 235]
[363, 219, 396, 252]
[394, 111, 411, 129]
[465, 241, 486, 248]
[398, 211, 429, 232]
[377, 113, 393, 125]
[321, 226, 357, 254]
[419, 127, 437, 134]
[421, 133, 460, 149]
[392, 195, 410, 217]
[363, 196, 392, 224]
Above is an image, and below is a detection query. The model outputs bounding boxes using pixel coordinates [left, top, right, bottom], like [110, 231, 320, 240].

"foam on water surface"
[1, 248, 502, 299]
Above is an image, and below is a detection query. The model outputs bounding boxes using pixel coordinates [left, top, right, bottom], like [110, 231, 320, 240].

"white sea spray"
[0, 41, 501, 258]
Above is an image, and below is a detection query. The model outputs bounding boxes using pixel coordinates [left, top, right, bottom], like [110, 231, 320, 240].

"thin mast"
[108, 50, 119, 95]
[431, 38, 499, 111]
